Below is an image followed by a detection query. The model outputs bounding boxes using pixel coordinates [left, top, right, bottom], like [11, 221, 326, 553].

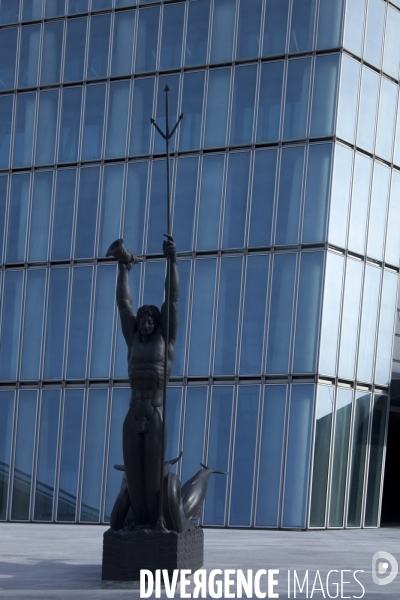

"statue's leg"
[122, 408, 146, 526]
[143, 408, 163, 528]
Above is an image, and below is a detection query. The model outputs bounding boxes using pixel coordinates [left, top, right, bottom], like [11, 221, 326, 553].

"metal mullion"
[235, 251, 250, 377]
[6, 390, 18, 521]
[303, 383, 318, 529]
[53, 386, 65, 522]
[93, 162, 105, 261]
[30, 389, 42, 522]
[51, 87, 63, 168]
[249, 384, 262, 528]
[370, 268, 388, 388]
[85, 261, 98, 381]
[46, 167, 58, 265]
[182, 257, 195, 379]
[286, 0, 294, 55]
[36, 20, 45, 89]
[180, 0, 189, 73]
[295, 138, 309, 250]
[376, 389, 391, 528]
[14, 24, 22, 92]
[199, 67, 209, 151]
[225, 383, 237, 528]
[324, 387, 340, 529]
[231, 0, 240, 63]
[324, 139, 351, 255]
[122, 78, 134, 160]
[76, 386, 89, 522]
[75, 81, 86, 163]
[69, 162, 82, 262]
[258, 0, 267, 59]
[82, 9, 91, 84]
[278, 383, 294, 529]
[62, 265, 75, 381]
[58, 15, 68, 83]
[143, 157, 154, 259]
[16, 266, 29, 384]
[205, 0, 214, 66]
[209, 253, 223, 378]
[311, 242, 328, 378]
[198, 384, 211, 526]
[216, 151, 228, 250]
[23, 168, 36, 267]
[37, 267, 51, 382]
[100, 386, 113, 523]
[97, 386, 111, 524]
[155, 2, 163, 74]
[251, 60, 262, 149]
[0, 175, 11, 266]
[225, 64, 234, 148]
[260, 246, 274, 379]
[305, 53, 316, 140]
[343, 388, 359, 528]
[352, 259, 369, 388]
[287, 250, 300, 377]
[191, 147, 204, 254]
[360, 389, 376, 528]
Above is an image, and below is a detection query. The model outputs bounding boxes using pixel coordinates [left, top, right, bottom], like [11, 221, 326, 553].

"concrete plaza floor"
[0, 523, 399, 599]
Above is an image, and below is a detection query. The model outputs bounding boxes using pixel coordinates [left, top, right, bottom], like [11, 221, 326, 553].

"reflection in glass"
[20, 269, 46, 380]
[203, 387, 233, 525]
[328, 388, 352, 527]
[160, 2, 184, 70]
[385, 172, 400, 266]
[282, 385, 314, 528]
[185, 0, 210, 67]
[36, 90, 58, 166]
[0, 392, 14, 520]
[375, 78, 397, 163]
[135, 8, 159, 73]
[188, 259, 216, 376]
[319, 252, 344, 375]
[302, 144, 332, 243]
[229, 386, 259, 526]
[18, 25, 40, 88]
[58, 87, 82, 163]
[28, 171, 54, 262]
[129, 78, 154, 156]
[98, 165, 124, 257]
[179, 72, 205, 151]
[222, 153, 250, 249]
[356, 67, 379, 153]
[375, 271, 398, 385]
[210, 0, 235, 63]
[328, 144, 352, 249]
[236, 0, 262, 60]
[81, 85, 106, 161]
[275, 146, 304, 245]
[0, 28, 17, 90]
[123, 161, 147, 255]
[63, 18, 87, 82]
[366, 162, 390, 261]
[87, 14, 110, 80]
[347, 392, 370, 527]
[266, 253, 296, 374]
[11, 391, 37, 520]
[57, 389, 84, 521]
[383, 7, 400, 80]
[348, 153, 371, 255]
[357, 265, 381, 383]
[105, 81, 130, 158]
[13, 93, 36, 167]
[0, 95, 13, 169]
[90, 265, 116, 379]
[364, 394, 388, 526]
[316, 0, 345, 49]
[80, 389, 107, 521]
[230, 66, 257, 146]
[289, 0, 316, 53]
[66, 267, 93, 379]
[257, 62, 283, 143]
[263, 0, 289, 56]
[51, 169, 76, 260]
[111, 10, 135, 77]
[34, 390, 60, 521]
[204, 69, 231, 148]
[283, 58, 311, 140]
[343, 0, 366, 57]
[41, 21, 63, 85]
[181, 387, 207, 486]
[249, 150, 277, 247]
[214, 257, 242, 375]
[338, 259, 363, 380]
[43, 268, 69, 380]
[310, 55, 339, 138]
[7, 173, 30, 263]
[74, 167, 100, 259]
[336, 56, 360, 144]
[363, 0, 385, 69]
[196, 155, 224, 250]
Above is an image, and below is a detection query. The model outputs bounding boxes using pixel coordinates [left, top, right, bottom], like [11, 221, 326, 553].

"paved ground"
[0, 524, 399, 599]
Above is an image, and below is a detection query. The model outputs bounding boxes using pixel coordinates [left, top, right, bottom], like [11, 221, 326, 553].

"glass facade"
[0, 0, 398, 529]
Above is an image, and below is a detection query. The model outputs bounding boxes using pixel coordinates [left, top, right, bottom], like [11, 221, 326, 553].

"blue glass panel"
[310, 55, 339, 138]
[74, 167, 100, 259]
[229, 386, 259, 526]
[146, 160, 171, 254]
[63, 17, 87, 82]
[394, 104, 400, 169]
[45, 0, 65, 17]
[366, 162, 390, 261]
[81, 85, 106, 161]
[171, 260, 190, 377]
[336, 56, 360, 144]
[43, 268, 69, 380]
[302, 144, 332, 243]
[316, 0, 344, 49]
[111, 10, 135, 77]
[80, 389, 107, 521]
[275, 146, 304, 245]
[165, 388, 182, 469]
[20, 269, 46, 380]
[0, 0, 20, 24]
[230, 66, 257, 146]
[328, 144, 352, 248]
[87, 14, 111, 80]
[68, 0, 88, 13]
[257, 61, 284, 143]
[343, 0, 366, 57]
[356, 67, 379, 154]
[92, 0, 112, 9]
[160, 2, 184, 70]
[57, 389, 84, 521]
[180, 387, 207, 485]
[143, 260, 165, 308]
[0, 95, 13, 169]
[222, 152, 250, 249]
[348, 153, 371, 255]
[347, 391, 370, 527]
[386, 172, 400, 266]
[104, 388, 130, 520]
[188, 259, 217, 376]
[129, 77, 154, 156]
[319, 252, 344, 376]
[173, 157, 198, 251]
[51, 169, 76, 260]
[66, 267, 93, 379]
[263, 0, 289, 56]
[338, 258, 363, 380]
[375, 78, 397, 163]
[204, 68, 231, 148]
[90, 265, 116, 378]
[236, 0, 262, 60]
[293, 252, 323, 373]
[98, 164, 124, 257]
[282, 384, 314, 528]
[363, 0, 385, 69]
[203, 386, 233, 525]
[13, 93, 36, 168]
[153, 74, 179, 154]
[185, 0, 210, 67]
[364, 393, 388, 526]
[289, 0, 316, 53]
[357, 265, 381, 382]
[266, 253, 296, 374]
[135, 7, 160, 73]
[22, 0, 43, 20]
[248, 150, 277, 247]
[283, 58, 311, 140]
[123, 161, 147, 255]
[0, 271, 23, 380]
[58, 87, 82, 163]
[214, 257, 242, 375]
[41, 21, 63, 85]
[35, 90, 58, 166]
[113, 266, 141, 378]
[383, 7, 400, 80]
[210, 0, 235, 63]
[256, 386, 286, 527]
[105, 81, 130, 158]
[240, 255, 269, 375]
[0, 176, 8, 262]
[0, 391, 15, 520]
[7, 173, 30, 263]
[179, 71, 205, 151]
[34, 390, 60, 521]
[196, 154, 224, 250]
[375, 271, 398, 385]
[0, 27, 17, 90]
[18, 25, 40, 88]
[329, 388, 352, 527]
[11, 391, 37, 520]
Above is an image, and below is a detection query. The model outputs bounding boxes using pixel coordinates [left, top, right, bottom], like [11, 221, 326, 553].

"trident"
[151, 86, 183, 531]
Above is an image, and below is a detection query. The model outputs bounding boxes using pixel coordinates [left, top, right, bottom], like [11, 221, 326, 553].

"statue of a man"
[116, 236, 179, 529]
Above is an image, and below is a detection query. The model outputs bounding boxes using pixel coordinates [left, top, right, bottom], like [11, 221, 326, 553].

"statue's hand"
[163, 234, 176, 261]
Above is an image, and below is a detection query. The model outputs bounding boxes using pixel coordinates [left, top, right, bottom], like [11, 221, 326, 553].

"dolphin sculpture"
[181, 464, 227, 521]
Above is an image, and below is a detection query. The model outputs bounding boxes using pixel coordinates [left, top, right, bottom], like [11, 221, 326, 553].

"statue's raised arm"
[161, 235, 179, 346]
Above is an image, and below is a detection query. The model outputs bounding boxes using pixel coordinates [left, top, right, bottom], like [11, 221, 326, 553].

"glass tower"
[0, 0, 398, 529]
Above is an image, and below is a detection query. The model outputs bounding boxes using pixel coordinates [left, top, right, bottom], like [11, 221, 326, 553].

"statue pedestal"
[102, 527, 204, 582]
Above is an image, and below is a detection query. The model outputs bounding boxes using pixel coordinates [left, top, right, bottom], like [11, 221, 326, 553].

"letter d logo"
[372, 551, 398, 586]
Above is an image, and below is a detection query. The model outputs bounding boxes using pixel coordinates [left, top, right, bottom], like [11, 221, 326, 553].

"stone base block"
[102, 527, 204, 582]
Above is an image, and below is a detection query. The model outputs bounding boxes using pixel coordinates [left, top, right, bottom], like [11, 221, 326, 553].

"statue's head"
[137, 305, 161, 336]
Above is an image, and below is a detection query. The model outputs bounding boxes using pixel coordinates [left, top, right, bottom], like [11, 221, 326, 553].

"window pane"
[0, 96, 13, 169]
[204, 68, 231, 148]
[58, 87, 82, 164]
[7, 173, 30, 263]
[263, 0, 289, 56]
[20, 269, 46, 380]
[375, 78, 397, 163]
[0, 0, 20, 24]
[74, 167, 100, 259]
[68, 0, 88, 13]
[364, 394, 388, 526]
[43, 268, 69, 380]
[348, 152, 371, 255]
[129, 77, 154, 156]
[363, 0, 385, 69]
[249, 150, 277, 247]
[185, 0, 210, 67]
[375, 271, 398, 386]
[366, 162, 390, 262]
[385, 172, 400, 266]
[383, 7, 400, 80]
[13, 93, 36, 168]
[275, 146, 304, 245]
[36, 90, 58, 166]
[310, 55, 339, 138]
[210, 0, 235, 63]
[357, 265, 381, 382]
[347, 392, 370, 527]
[196, 154, 224, 250]
[34, 390, 60, 521]
[316, 0, 344, 50]
[143, 261, 165, 308]
[153, 74, 179, 154]
[146, 160, 169, 254]
[282, 384, 314, 528]
[302, 144, 332, 243]
[159, 2, 184, 70]
[51, 169, 76, 260]
[123, 161, 148, 255]
[343, 0, 366, 57]
[179, 71, 205, 152]
[240, 255, 269, 375]
[283, 58, 311, 140]
[222, 152, 250, 249]
[289, 0, 316, 53]
[22, 0, 43, 20]
[266, 253, 296, 374]
[98, 164, 124, 257]
[135, 7, 159, 73]
[81, 85, 106, 161]
[18, 25, 40, 88]
[63, 17, 87, 82]
[257, 61, 284, 143]
[338, 258, 363, 379]
[171, 260, 191, 376]
[0, 391, 15, 520]
[356, 67, 379, 153]
[214, 257, 242, 375]
[87, 14, 110, 80]
[236, 0, 262, 60]
[173, 157, 198, 251]
[66, 267, 93, 379]
[45, 0, 65, 17]
[0, 176, 8, 262]
[336, 56, 360, 144]
[230, 66, 257, 145]
[90, 265, 116, 379]
[181, 387, 207, 485]
[328, 144, 352, 249]
[319, 252, 344, 375]
[11, 391, 37, 520]
[111, 10, 135, 77]
[0, 27, 17, 90]
[41, 21, 63, 85]
[105, 81, 130, 158]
